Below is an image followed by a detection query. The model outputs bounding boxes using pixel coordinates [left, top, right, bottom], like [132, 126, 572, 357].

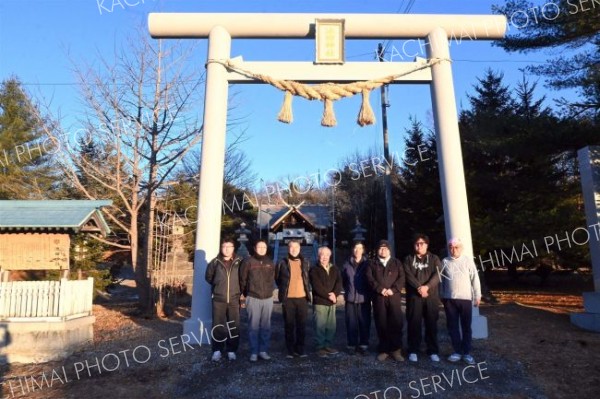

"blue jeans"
[246, 296, 273, 354]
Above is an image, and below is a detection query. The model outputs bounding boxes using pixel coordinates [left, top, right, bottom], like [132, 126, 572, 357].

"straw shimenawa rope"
[206, 58, 449, 127]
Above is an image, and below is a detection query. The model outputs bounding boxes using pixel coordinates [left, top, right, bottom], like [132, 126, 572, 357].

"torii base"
[571, 292, 600, 333]
[472, 306, 488, 339]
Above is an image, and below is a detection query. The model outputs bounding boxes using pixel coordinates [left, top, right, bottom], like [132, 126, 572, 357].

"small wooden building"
[0, 200, 111, 364]
[0, 200, 111, 280]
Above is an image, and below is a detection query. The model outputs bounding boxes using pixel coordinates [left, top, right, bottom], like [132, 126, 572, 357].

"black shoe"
[356, 346, 368, 356]
[295, 351, 308, 358]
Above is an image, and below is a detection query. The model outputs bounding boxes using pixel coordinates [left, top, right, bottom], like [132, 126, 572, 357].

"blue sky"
[0, 0, 577, 189]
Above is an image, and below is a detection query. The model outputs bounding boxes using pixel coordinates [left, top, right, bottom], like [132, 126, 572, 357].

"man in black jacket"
[275, 240, 311, 358]
[404, 233, 442, 363]
[366, 240, 405, 362]
[309, 246, 342, 357]
[205, 239, 243, 362]
[240, 240, 276, 362]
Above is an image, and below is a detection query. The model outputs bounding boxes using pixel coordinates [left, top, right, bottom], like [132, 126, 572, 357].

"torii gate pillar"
[427, 27, 487, 338]
[183, 26, 232, 340]
[148, 13, 506, 342]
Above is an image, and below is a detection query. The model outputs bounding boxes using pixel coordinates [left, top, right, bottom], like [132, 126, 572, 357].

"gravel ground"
[1, 302, 545, 399]
[2, 272, 599, 399]
[168, 304, 545, 399]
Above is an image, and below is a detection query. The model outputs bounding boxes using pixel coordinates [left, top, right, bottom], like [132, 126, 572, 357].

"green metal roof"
[0, 200, 112, 235]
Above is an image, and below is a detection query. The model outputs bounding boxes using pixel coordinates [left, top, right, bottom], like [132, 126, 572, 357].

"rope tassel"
[277, 91, 294, 124]
[357, 89, 376, 127]
[321, 98, 337, 127]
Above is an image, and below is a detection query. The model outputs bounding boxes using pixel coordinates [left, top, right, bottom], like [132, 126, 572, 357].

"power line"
[453, 59, 547, 64]
[14, 60, 548, 88]
[403, 0, 417, 13]
[381, 0, 417, 59]
[15, 79, 204, 87]
[346, 51, 378, 59]
[395, 0, 407, 13]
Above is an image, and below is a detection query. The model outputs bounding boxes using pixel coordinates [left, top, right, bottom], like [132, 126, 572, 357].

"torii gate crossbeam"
[148, 13, 507, 341]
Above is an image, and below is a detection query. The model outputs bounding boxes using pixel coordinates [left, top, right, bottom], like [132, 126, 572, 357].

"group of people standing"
[205, 234, 481, 365]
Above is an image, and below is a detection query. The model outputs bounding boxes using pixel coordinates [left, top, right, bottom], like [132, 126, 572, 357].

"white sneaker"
[211, 351, 222, 362]
[227, 352, 236, 361]
[249, 354, 258, 362]
[258, 352, 271, 360]
[408, 353, 418, 362]
[447, 353, 461, 362]
[463, 354, 475, 365]
[430, 354, 440, 362]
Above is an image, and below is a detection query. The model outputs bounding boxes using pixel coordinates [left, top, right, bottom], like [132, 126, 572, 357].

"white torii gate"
[148, 12, 507, 341]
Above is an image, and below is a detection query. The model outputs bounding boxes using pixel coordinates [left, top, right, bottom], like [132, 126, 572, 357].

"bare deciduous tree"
[33, 30, 205, 314]
[181, 128, 257, 190]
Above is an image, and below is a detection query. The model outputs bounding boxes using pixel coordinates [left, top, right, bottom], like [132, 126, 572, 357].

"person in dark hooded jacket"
[205, 239, 242, 362]
[240, 240, 276, 362]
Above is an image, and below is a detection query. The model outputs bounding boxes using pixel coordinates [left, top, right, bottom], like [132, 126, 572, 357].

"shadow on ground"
[5, 272, 600, 399]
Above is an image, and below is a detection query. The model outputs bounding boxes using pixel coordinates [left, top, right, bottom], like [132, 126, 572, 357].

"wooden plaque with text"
[0, 233, 70, 271]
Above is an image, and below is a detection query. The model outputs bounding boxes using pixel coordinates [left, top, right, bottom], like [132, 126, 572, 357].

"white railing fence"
[0, 278, 94, 320]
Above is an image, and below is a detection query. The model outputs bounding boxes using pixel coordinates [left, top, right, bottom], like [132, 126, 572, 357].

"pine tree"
[396, 118, 444, 255]
[334, 149, 387, 251]
[494, 0, 600, 117]
[0, 77, 54, 198]
[460, 70, 519, 251]
[461, 70, 594, 274]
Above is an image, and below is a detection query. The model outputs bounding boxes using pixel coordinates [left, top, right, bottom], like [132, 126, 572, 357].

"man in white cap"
[439, 238, 481, 365]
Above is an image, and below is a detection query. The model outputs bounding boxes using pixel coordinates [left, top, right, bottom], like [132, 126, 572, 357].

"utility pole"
[331, 184, 337, 266]
[377, 43, 396, 257]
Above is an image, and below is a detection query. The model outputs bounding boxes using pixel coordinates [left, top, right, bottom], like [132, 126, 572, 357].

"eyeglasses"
[415, 242, 427, 246]
[221, 245, 234, 248]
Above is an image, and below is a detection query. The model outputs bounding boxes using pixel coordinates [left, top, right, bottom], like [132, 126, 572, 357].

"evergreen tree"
[460, 70, 522, 251]
[334, 149, 387, 252]
[395, 118, 444, 256]
[70, 233, 111, 295]
[0, 77, 54, 198]
[494, 0, 600, 117]
[461, 70, 595, 275]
